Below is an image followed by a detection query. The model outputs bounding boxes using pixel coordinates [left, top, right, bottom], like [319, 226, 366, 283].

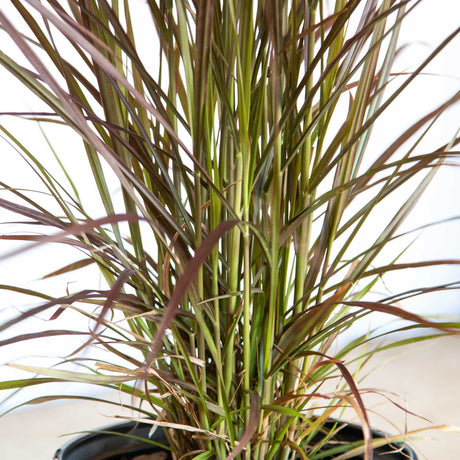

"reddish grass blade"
[67, 268, 135, 356]
[42, 258, 96, 279]
[0, 213, 143, 262]
[335, 361, 372, 460]
[225, 392, 260, 460]
[0, 290, 103, 333]
[341, 300, 460, 333]
[0, 330, 88, 347]
[142, 220, 239, 371]
[363, 259, 460, 277]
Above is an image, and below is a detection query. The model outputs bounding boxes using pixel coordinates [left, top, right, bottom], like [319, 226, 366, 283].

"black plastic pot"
[313, 420, 418, 459]
[54, 420, 417, 459]
[53, 420, 171, 460]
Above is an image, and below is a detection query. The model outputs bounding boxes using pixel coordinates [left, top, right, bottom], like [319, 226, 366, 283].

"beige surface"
[342, 335, 460, 460]
[1, 335, 459, 459]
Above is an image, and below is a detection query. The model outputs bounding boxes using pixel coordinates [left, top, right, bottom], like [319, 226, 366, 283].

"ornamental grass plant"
[0, 1, 459, 459]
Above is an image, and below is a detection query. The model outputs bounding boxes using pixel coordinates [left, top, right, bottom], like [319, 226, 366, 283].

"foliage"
[0, 1, 459, 459]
